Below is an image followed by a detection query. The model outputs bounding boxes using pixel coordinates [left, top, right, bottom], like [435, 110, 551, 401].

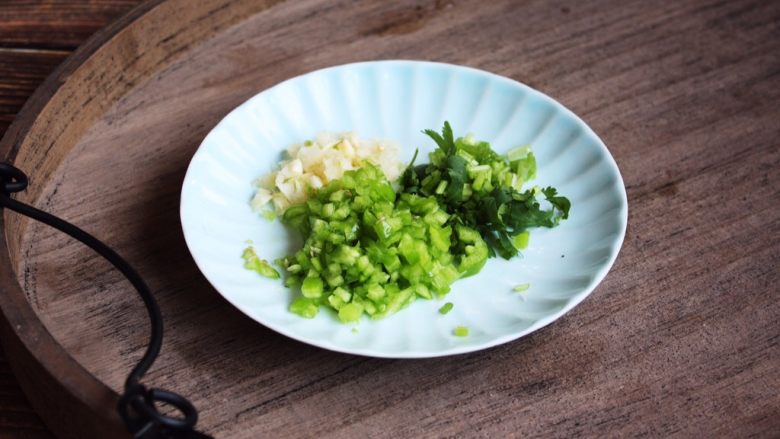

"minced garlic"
[251, 132, 403, 213]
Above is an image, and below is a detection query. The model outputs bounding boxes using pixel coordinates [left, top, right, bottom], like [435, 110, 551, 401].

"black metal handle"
[0, 162, 212, 439]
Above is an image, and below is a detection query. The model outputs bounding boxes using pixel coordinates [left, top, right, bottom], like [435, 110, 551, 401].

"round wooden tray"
[0, 1, 626, 437]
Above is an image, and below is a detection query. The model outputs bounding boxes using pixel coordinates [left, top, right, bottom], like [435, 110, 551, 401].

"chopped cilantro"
[400, 121, 570, 260]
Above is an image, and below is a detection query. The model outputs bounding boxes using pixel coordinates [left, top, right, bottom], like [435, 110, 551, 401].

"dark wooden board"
[0, 0, 778, 438]
[0, 0, 140, 49]
[0, 48, 69, 138]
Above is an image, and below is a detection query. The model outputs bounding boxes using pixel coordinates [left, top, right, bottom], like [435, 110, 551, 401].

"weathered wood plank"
[0, 48, 68, 136]
[0, 0, 140, 49]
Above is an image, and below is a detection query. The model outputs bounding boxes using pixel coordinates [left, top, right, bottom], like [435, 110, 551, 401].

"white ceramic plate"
[181, 60, 627, 358]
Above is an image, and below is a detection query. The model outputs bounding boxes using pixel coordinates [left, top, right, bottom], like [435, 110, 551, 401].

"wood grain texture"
[0, 1, 143, 438]
[1, 0, 779, 438]
[0, 48, 68, 137]
[0, 0, 141, 49]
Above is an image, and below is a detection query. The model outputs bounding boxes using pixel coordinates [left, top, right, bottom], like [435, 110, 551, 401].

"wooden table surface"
[1, 0, 778, 438]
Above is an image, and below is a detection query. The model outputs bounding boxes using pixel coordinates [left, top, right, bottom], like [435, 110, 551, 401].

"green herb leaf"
[542, 186, 571, 222]
[403, 122, 571, 260]
[423, 121, 456, 155]
[445, 155, 468, 202]
[400, 148, 420, 192]
[422, 129, 447, 152]
[441, 120, 455, 153]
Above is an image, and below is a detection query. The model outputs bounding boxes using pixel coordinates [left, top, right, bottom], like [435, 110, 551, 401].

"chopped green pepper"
[278, 164, 467, 323]
[242, 247, 280, 279]
[439, 302, 454, 315]
[454, 326, 469, 337]
[513, 283, 530, 292]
